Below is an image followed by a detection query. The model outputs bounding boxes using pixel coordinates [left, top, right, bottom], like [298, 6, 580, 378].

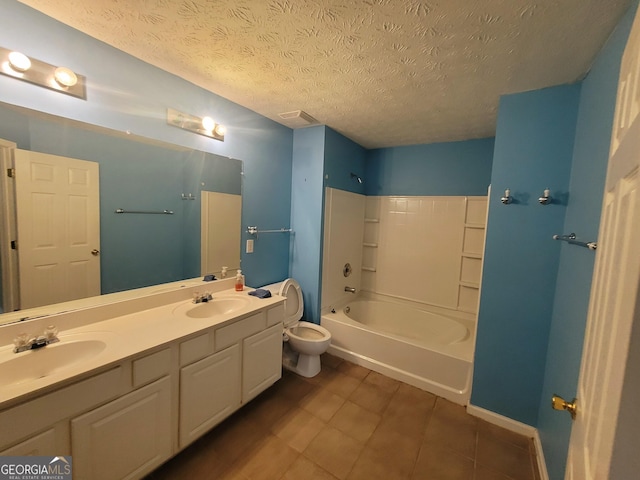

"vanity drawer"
[180, 332, 213, 367]
[133, 348, 172, 387]
[266, 304, 284, 327]
[215, 312, 266, 351]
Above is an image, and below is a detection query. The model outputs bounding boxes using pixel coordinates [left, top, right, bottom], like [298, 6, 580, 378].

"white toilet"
[262, 278, 331, 378]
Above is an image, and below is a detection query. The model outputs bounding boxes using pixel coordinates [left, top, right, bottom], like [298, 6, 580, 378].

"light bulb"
[54, 67, 78, 87]
[8, 51, 31, 72]
[214, 124, 226, 136]
[201, 116, 215, 132]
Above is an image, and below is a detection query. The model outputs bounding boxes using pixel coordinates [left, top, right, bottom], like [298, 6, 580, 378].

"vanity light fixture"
[8, 51, 31, 72]
[53, 66, 78, 87]
[167, 108, 225, 141]
[0, 46, 86, 99]
[201, 115, 215, 132]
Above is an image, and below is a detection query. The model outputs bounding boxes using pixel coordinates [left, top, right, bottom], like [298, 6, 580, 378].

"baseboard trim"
[467, 404, 549, 480]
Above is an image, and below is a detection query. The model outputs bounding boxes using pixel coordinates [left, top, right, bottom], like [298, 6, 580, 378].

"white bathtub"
[321, 296, 475, 405]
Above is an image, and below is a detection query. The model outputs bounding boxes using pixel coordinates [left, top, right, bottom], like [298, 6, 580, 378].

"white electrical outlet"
[246, 239, 254, 253]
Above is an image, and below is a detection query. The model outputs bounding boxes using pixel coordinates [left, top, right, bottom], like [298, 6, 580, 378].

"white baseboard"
[467, 404, 549, 480]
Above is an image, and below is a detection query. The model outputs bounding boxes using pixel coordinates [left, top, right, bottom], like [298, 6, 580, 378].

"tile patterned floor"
[145, 354, 541, 480]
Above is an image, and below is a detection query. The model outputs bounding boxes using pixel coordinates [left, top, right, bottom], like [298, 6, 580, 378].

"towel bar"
[553, 233, 597, 250]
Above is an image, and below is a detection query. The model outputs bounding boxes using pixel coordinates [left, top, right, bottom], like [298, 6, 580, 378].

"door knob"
[552, 394, 577, 420]
[91, 249, 100, 256]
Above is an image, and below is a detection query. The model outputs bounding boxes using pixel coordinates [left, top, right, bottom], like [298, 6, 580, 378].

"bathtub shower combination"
[322, 295, 475, 404]
[321, 189, 487, 405]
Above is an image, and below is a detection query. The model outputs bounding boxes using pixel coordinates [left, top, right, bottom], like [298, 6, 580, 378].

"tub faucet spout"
[344, 286, 356, 293]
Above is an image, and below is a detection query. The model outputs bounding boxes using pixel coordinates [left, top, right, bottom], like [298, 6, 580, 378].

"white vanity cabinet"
[71, 377, 173, 480]
[0, 366, 127, 458]
[0, 298, 284, 480]
[178, 305, 284, 448]
[242, 323, 284, 403]
[179, 343, 241, 448]
[69, 347, 174, 480]
[0, 425, 68, 456]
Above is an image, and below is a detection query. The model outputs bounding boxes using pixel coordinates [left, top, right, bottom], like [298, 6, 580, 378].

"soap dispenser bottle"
[235, 269, 244, 292]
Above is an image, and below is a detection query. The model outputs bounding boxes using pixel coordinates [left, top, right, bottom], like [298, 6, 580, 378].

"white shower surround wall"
[363, 195, 487, 312]
[321, 188, 365, 311]
[321, 188, 487, 404]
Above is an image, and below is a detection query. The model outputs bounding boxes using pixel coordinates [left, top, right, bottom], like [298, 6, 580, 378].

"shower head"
[350, 172, 363, 184]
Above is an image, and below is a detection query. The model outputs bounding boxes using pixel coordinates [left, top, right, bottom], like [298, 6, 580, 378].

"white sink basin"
[0, 333, 113, 386]
[173, 296, 251, 319]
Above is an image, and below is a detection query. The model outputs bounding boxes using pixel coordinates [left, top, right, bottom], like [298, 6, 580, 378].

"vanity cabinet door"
[179, 343, 241, 449]
[71, 377, 172, 480]
[242, 323, 283, 403]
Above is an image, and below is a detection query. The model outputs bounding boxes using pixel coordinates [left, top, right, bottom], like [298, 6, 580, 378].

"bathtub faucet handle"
[344, 286, 356, 293]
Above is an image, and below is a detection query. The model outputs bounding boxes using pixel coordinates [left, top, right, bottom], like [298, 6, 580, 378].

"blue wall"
[324, 127, 367, 195]
[537, 3, 638, 478]
[290, 127, 326, 322]
[0, 1, 293, 290]
[365, 138, 494, 196]
[472, 85, 581, 426]
[290, 126, 367, 322]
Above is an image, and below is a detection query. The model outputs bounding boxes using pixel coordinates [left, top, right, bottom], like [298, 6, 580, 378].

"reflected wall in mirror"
[0, 102, 242, 322]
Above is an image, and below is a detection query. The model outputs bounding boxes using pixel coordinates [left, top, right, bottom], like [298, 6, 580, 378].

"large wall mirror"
[0, 102, 242, 325]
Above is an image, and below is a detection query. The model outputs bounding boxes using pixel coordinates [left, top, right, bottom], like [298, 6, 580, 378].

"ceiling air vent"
[278, 110, 318, 128]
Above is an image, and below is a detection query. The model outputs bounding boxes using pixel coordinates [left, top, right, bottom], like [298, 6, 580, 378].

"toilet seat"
[287, 321, 331, 341]
[285, 321, 332, 372]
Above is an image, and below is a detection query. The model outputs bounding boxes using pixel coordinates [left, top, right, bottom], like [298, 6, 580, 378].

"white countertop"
[0, 281, 284, 409]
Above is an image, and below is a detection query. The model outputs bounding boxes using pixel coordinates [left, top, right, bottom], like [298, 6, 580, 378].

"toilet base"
[282, 344, 322, 378]
[295, 353, 321, 378]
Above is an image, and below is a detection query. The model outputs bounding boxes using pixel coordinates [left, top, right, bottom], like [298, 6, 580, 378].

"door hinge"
[11, 240, 17, 250]
[7, 168, 15, 178]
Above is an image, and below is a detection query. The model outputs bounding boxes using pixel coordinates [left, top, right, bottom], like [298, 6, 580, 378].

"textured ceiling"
[17, 0, 633, 148]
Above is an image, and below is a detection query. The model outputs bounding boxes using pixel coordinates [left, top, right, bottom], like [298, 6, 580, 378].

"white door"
[14, 149, 100, 309]
[200, 191, 241, 276]
[566, 6, 640, 479]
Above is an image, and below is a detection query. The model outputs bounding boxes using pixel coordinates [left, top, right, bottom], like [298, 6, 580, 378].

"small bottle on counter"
[221, 266, 228, 278]
[235, 269, 244, 291]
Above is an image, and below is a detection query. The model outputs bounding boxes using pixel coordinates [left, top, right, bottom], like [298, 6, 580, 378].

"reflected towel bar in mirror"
[553, 233, 597, 250]
[115, 208, 174, 215]
[246, 226, 293, 235]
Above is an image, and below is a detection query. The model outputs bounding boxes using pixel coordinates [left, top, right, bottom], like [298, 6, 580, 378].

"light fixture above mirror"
[0, 46, 86, 99]
[167, 108, 225, 141]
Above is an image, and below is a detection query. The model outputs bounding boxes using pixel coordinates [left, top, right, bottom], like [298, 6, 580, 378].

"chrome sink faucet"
[344, 286, 356, 293]
[13, 325, 60, 353]
[192, 292, 213, 304]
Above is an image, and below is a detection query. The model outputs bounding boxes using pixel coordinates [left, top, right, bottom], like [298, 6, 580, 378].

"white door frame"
[0, 138, 19, 312]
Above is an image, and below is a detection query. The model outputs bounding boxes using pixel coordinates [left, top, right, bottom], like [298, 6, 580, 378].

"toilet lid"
[278, 278, 303, 326]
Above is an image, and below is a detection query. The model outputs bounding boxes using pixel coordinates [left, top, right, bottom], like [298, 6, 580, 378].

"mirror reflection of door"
[14, 149, 100, 309]
[201, 191, 241, 277]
